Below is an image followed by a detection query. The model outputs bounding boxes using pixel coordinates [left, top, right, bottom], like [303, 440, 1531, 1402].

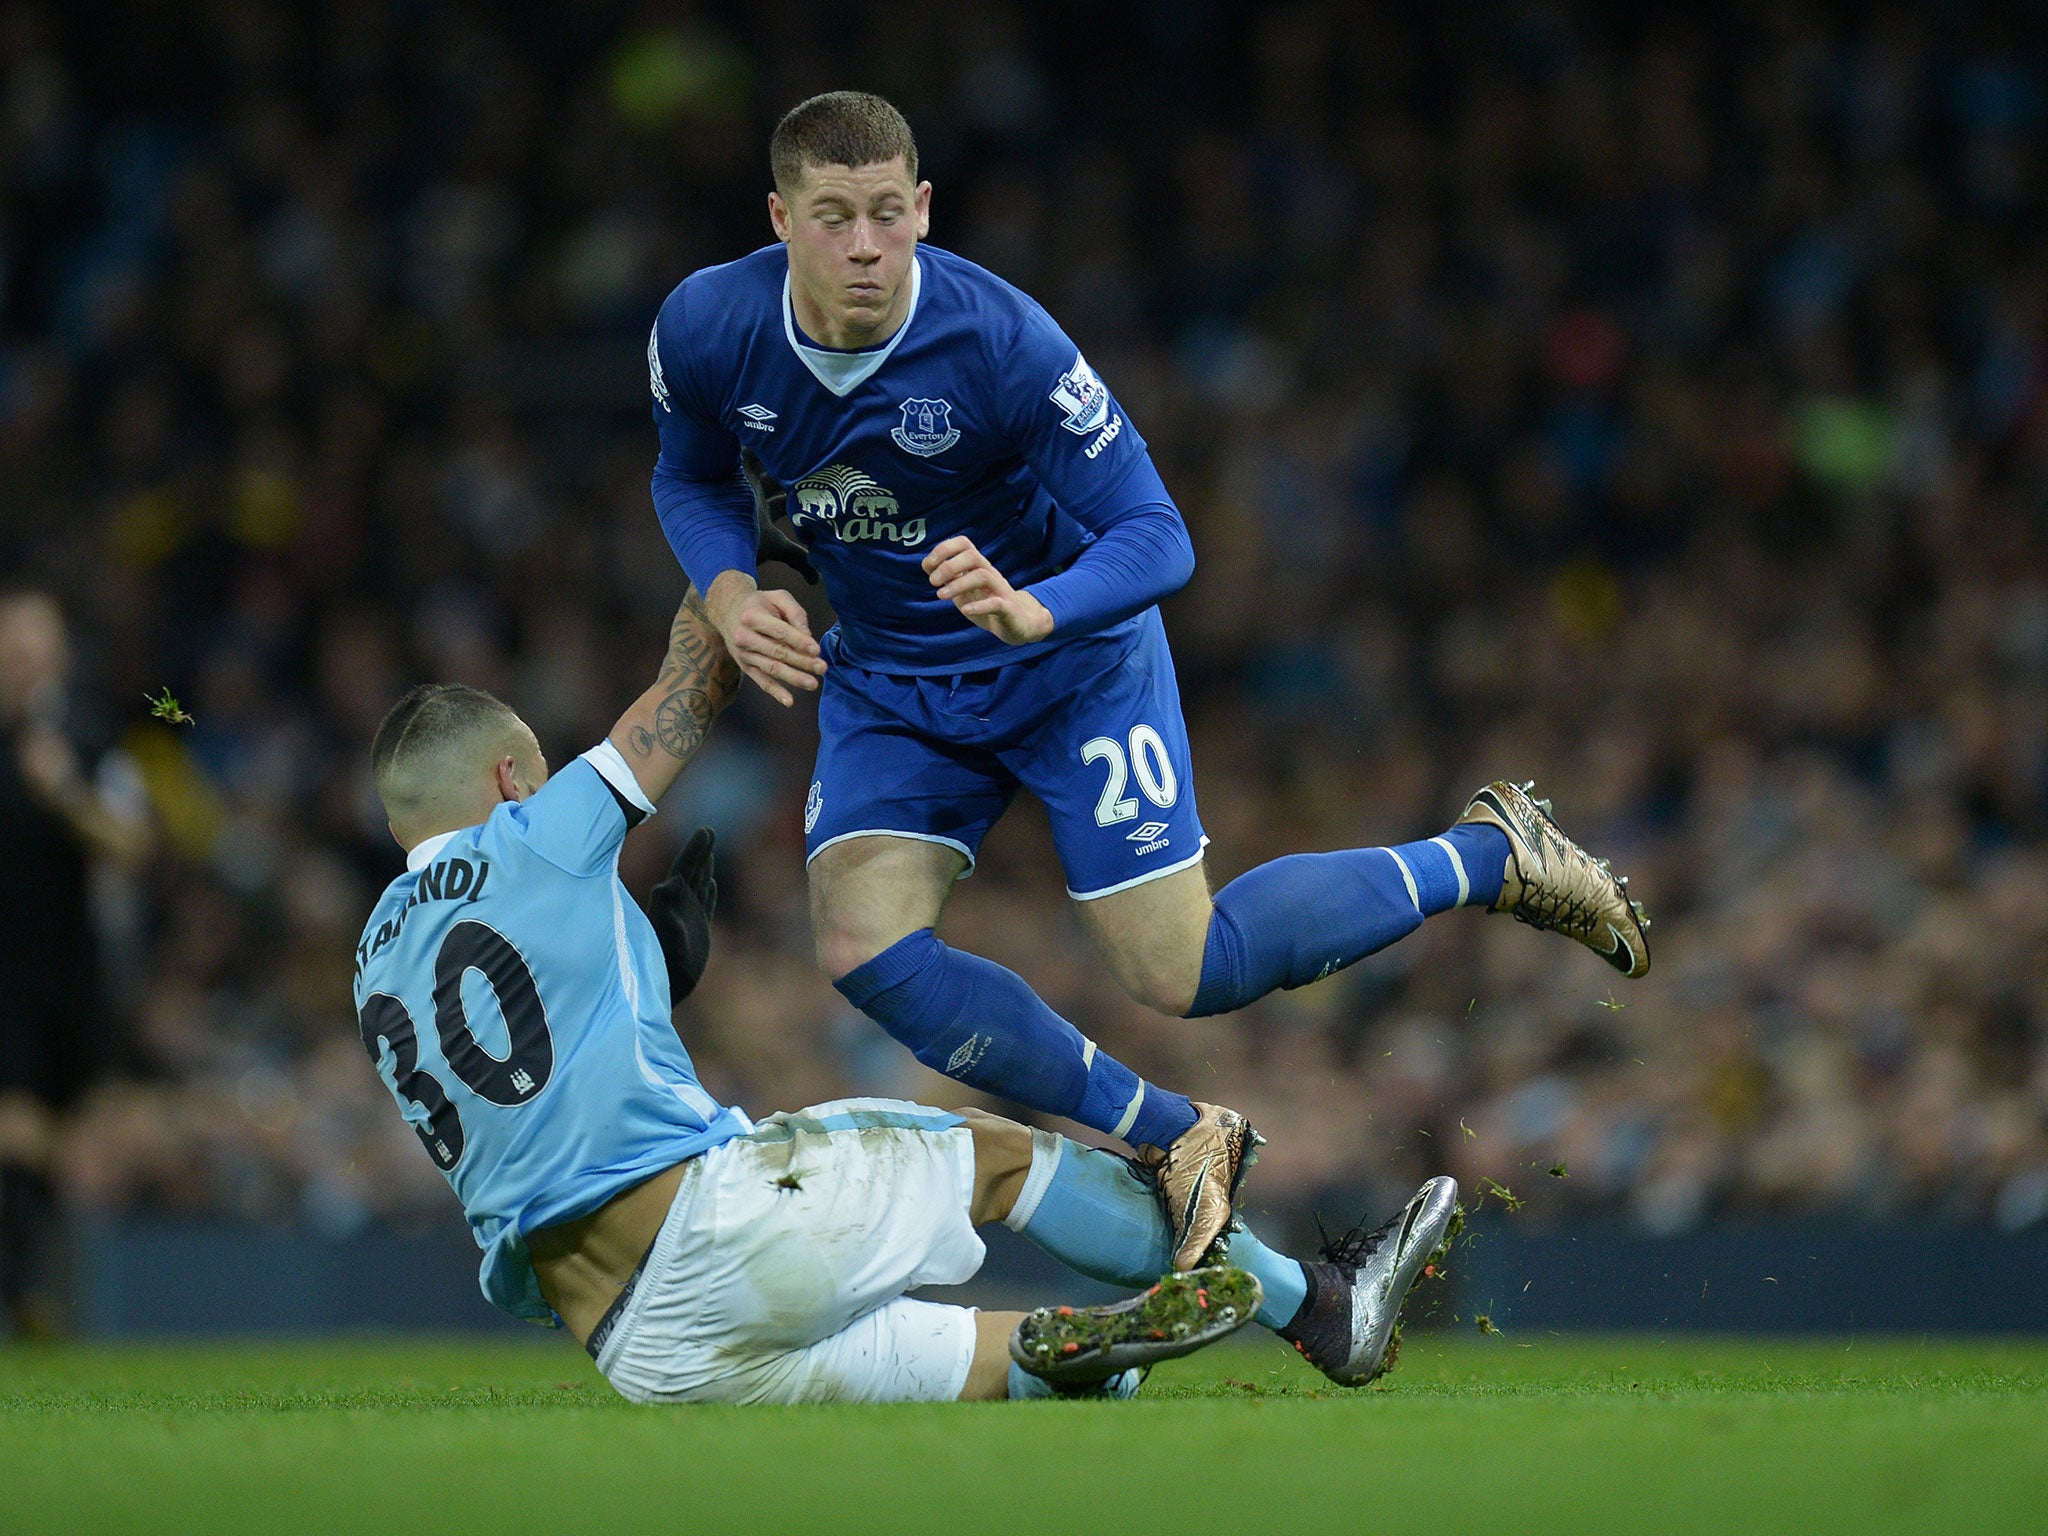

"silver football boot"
[1457, 780, 1652, 978]
[1279, 1176, 1459, 1386]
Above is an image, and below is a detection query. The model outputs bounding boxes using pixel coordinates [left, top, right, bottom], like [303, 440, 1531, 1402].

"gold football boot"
[1144, 1101, 1263, 1271]
[1457, 780, 1652, 978]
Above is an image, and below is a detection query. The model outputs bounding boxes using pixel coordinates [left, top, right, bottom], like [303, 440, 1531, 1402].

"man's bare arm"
[609, 587, 743, 804]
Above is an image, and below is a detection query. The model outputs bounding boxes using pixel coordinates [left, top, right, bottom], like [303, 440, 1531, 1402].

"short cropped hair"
[371, 683, 529, 831]
[770, 91, 918, 194]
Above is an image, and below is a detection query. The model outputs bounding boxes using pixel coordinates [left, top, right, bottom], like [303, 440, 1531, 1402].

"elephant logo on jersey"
[891, 397, 960, 458]
[791, 464, 928, 548]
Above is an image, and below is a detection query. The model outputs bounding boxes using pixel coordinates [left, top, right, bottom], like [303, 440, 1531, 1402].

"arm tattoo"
[657, 589, 742, 704]
[632, 589, 741, 763]
[630, 688, 713, 761]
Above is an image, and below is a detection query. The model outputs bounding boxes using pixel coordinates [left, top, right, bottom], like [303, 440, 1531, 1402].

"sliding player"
[349, 589, 1460, 1403]
[648, 91, 1648, 1269]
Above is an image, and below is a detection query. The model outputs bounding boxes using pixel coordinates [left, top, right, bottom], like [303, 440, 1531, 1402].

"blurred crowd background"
[3, 0, 2046, 1276]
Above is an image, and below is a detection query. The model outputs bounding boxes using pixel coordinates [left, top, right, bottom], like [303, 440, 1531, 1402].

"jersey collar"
[406, 829, 461, 871]
[782, 255, 922, 397]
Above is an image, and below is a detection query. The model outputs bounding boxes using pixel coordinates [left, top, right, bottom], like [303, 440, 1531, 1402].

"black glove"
[648, 827, 718, 1005]
[743, 447, 818, 584]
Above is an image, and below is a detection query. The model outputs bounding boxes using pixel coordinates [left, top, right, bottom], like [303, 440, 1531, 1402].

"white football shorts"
[592, 1097, 986, 1405]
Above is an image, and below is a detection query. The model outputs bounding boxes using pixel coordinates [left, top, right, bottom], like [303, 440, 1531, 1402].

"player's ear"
[493, 755, 522, 803]
[914, 181, 931, 240]
[768, 189, 790, 242]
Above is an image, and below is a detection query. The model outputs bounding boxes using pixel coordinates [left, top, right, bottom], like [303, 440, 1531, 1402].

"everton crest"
[891, 397, 960, 458]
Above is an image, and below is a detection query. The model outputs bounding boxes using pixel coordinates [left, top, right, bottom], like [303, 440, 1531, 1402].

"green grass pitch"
[3, 1333, 2043, 1534]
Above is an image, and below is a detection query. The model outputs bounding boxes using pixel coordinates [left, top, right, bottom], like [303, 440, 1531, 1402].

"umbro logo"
[946, 1034, 991, 1076]
[1127, 820, 1170, 856]
[738, 403, 777, 432]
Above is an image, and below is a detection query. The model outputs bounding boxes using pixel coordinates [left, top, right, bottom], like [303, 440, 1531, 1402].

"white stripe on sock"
[1003, 1128, 1066, 1232]
[1383, 847, 1422, 914]
[1081, 1037, 1097, 1069]
[1111, 1083, 1146, 1141]
[1430, 836, 1470, 907]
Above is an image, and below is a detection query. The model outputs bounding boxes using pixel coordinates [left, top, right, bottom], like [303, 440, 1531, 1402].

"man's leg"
[968, 1110, 1458, 1388]
[958, 1111, 1244, 1399]
[962, 1110, 1303, 1332]
[1003, 610, 1508, 1017]
[816, 836, 1201, 1151]
[0, 1093, 64, 1339]
[1074, 821, 1511, 1017]
[965, 1309, 1030, 1400]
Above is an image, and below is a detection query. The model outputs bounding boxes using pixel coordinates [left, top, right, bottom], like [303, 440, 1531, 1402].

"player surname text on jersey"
[355, 854, 493, 969]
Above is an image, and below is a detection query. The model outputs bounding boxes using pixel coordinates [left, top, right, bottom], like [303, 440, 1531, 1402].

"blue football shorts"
[804, 609, 1208, 899]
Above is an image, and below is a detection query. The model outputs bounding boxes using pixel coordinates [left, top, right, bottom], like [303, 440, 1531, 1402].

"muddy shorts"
[591, 1098, 985, 1404]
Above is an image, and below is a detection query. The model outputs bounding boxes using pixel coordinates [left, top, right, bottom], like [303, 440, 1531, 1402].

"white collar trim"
[782, 256, 922, 397]
[406, 830, 461, 872]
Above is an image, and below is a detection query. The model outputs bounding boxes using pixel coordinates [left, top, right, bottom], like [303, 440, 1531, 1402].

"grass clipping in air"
[146, 688, 194, 726]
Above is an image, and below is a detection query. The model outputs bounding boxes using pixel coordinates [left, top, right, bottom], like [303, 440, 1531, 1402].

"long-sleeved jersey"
[648, 242, 1192, 674]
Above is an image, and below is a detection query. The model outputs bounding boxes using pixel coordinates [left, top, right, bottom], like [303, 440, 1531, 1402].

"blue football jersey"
[351, 743, 750, 1323]
[649, 243, 1156, 673]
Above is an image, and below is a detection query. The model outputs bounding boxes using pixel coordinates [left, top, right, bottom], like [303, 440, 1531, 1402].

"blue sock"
[1008, 1132, 1309, 1333]
[835, 931, 1199, 1149]
[1188, 823, 1509, 1016]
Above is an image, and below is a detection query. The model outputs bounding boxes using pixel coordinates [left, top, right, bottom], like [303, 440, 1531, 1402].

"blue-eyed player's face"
[769, 156, 931, 350]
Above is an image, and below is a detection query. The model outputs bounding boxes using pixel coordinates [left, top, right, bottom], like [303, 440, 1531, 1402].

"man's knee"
[1106, 951, 1201, 1017]
[815, 918, 896, 982]
[812, 879, 921, 981]
[1073, 866, 1214, 1017]
[1091, 921, 1207, 1016]
[810, 838, 963, 982]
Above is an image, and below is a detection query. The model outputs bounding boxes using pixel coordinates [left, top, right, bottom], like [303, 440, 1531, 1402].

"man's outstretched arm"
[608, 587, 744, 804]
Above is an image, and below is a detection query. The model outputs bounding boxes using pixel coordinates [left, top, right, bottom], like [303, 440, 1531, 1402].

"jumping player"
[648, 92, 1649, 1269]
[349, 588, 1460, 1403]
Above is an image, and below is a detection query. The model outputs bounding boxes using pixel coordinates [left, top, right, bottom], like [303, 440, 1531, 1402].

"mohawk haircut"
[371, 683, 529, 831]
[770, 91, 918, 195]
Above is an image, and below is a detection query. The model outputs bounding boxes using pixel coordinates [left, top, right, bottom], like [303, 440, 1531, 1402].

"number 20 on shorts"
[1081, 725, 1178, 826]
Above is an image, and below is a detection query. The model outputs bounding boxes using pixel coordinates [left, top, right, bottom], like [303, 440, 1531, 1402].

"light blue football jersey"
[650, 243, 1157, 674]
[351, 743, 750, 1323]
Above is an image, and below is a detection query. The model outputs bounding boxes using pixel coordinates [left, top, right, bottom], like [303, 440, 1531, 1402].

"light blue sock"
[1220, 1225, 1309, 1329]
[1188, 823, 1509, 1016]
[1006, 1363, 1143, 1400]
[836, 930, 1198, 1148]
[1007, 1134, 1170, 1287]
[1006, 1131, 1309, 1333]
